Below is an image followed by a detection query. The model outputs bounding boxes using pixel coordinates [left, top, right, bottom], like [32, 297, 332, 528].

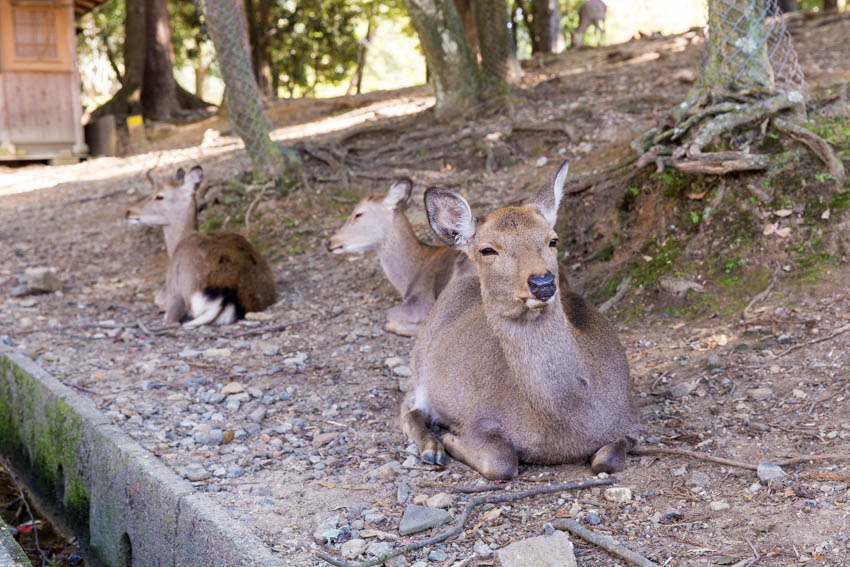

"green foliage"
[269, 0, 361, 97]
[723, 256, 746, 274]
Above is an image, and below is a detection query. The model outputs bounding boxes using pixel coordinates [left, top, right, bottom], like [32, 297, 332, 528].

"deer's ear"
[383, 178, 413, 209]
[530, 159, 568, 227]
[425, 187, 476, 248]
[182, 166, 204, 194]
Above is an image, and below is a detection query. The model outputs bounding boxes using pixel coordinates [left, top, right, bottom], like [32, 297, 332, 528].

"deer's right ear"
[383, 178, 413, 209]
[425, 187, 476, 248]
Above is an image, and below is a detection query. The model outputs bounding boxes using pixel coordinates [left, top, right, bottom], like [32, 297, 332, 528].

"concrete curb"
[0, 346, 285, 567]
[0, 518, 30, 567]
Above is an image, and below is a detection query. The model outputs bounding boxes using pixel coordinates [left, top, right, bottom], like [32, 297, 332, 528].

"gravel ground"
[2, 14, 850, 567]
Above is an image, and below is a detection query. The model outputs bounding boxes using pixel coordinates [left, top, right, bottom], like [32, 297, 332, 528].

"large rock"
[398, 504, 452, 536]
[494, 531, 576, 567]
[25, 267, 61, 293]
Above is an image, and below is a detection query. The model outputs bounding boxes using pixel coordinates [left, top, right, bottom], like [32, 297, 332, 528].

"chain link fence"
[197, 0, 285, 179]
[699, 0, 807, 97]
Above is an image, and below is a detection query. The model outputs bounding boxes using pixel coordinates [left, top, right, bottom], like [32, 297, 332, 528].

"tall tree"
[404, 0, 482, 119]
[533, 0, 565, 53]
[474, 0, 522, 83]
[142, 0, 181, 119]
[91, 0, 145, 117]
[204, 0, 296, 179]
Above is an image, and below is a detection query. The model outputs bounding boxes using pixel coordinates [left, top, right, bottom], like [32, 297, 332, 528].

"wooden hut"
[0, 0, 103, 163]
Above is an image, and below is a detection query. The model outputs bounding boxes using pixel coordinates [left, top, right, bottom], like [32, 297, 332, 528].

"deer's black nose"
[528, 271, 556, 301]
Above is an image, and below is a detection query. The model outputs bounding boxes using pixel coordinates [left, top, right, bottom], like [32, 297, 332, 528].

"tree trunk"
[91, 0, 145, 118]
[195, 38, 207, 100]
[702, 0, 773, 96]
[404, 0, 481, 120]
[453, 0, 480, 60]
[205, 0, 291, 179]
[347, 18, 376, 95]
[474, 0, 522, 83]
[778, 0, 797, 12]
[142, 0, 181, 120]
[533, 0, 565, 53]
[823, 0, 838, 10]
[516, 0, 540, 53]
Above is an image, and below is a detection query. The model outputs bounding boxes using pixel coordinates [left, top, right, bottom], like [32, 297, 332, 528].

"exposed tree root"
[635, 90, 844, 181]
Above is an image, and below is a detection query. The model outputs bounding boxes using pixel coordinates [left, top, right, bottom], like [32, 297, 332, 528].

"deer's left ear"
[530, 159, 568, 227]
[183, 166, 204, 194]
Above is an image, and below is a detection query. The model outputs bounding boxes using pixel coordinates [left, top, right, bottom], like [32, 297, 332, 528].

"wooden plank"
[3, 71, 75, 143]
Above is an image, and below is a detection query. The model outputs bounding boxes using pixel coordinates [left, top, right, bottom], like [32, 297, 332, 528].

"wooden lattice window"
[13, 8, 58, 59]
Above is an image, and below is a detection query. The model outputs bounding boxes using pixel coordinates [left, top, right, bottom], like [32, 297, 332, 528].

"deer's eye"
[480, 247, 498, 256]
[155, 195, 164, 201]
[549, 238, 559, 248]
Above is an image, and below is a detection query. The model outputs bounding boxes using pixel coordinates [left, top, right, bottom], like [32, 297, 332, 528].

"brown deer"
[401, 160, 638, 480]
[327, 179, 462, 337]
[571, 0, 606, 47]
[126, 166, 276, 327]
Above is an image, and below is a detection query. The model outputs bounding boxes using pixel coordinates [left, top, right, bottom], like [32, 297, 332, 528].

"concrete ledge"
[0, 518, 31, 567]
[0, 346, 284, 567]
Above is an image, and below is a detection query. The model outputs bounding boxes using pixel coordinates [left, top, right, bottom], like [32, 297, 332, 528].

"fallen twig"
[315, 477, 616, 567]
[631, 445, 850, 471]
[552, 518, 660, 567]
[599, 276, 631, 313]
[772, 323, 850, 359]
[743, 267, 779, 320]
[229, 319, 307, 337]
[137, 320, 180, 336]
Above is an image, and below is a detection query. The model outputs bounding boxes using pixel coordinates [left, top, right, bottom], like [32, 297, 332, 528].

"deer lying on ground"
[126, 166, 276, 327]
[327, 179, 462, 337]
[572, 0, 606, 47]
[401, 160, 638, 480]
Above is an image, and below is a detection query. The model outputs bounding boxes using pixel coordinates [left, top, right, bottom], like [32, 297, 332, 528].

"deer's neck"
[487, 300, 585, 418]
[163, 200, 198, 257]
[377, 213, 430, 296]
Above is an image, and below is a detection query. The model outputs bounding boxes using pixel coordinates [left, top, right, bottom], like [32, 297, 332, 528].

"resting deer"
[327, 179, 462, 337]
[571, 0, 606, 47]
[125, 166, 276, 327]
[401, 160, 638, 480]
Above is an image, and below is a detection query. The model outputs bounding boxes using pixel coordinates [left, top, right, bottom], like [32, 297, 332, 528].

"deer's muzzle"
[528, 271, 556, 302]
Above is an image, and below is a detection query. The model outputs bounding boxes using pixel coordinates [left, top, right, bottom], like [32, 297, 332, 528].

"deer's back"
[168, 232, 276, 313]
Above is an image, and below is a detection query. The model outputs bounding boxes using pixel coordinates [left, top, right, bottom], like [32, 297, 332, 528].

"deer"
[125, 166, 276, 327]
[327, 179, 463, 337]
[571, 0, 606, 48]
[400, 160, 638, 480]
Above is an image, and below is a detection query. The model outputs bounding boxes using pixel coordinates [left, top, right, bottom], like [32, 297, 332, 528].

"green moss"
[0, 357, 90, 530]
[629, 237, 686, 289]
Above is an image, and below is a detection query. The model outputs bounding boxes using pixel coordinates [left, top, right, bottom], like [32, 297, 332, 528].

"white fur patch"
[184, 292, 224, 328]
[215, 303, 237, 325]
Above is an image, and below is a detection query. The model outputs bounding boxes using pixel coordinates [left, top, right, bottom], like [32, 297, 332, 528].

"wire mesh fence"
[197, 0, 284, 179]
[698, 0, 807, 97]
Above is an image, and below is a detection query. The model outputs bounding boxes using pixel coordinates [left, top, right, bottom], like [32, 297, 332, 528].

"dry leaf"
[774, 209, 793, 217]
